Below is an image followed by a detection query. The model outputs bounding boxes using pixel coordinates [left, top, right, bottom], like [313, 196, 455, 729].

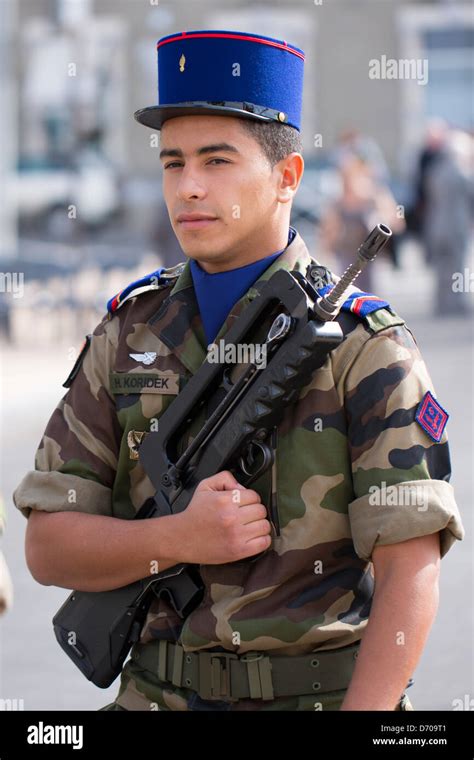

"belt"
[131, 640, 360, 702]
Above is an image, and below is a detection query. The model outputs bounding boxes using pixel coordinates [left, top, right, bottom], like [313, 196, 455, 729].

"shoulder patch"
[316, 284, 404, 333]
[341, 291, 390, 317]
[106, 262, 186, 315]
[63, 335, 92, 388]
[317, 285, 389, 315]
[415, 391, 449, 443]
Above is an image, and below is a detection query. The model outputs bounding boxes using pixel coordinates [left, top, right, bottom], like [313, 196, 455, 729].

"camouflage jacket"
[14, 230, 463, 694]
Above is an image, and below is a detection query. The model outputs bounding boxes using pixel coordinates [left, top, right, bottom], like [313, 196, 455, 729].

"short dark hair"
[240, 120, 303, 166]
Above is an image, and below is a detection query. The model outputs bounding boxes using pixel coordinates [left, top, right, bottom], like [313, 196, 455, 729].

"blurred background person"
[422, 128, 474, 316]
[318, 137, 405, 293]
[406, 118, 449, 244]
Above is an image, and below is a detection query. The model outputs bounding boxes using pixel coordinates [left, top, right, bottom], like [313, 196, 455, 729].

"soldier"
[14, 30, 464, 711]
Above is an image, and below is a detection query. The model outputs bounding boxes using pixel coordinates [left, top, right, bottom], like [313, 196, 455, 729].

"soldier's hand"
[175, 470, 272, 565]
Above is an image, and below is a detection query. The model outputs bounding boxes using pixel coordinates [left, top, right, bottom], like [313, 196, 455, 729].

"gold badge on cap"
[179, 54, 186, 72]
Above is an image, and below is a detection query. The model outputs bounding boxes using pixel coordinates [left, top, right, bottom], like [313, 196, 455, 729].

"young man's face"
[159, 115, 302, 271]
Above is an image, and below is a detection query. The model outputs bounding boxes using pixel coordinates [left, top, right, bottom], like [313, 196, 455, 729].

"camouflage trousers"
[99, 657, 414, 712]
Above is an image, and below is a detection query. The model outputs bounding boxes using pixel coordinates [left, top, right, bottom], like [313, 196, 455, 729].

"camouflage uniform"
[13, 230, 464, 711]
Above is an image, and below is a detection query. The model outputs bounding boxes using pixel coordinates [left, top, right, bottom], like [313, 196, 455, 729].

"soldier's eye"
[206, 158, 231, 165]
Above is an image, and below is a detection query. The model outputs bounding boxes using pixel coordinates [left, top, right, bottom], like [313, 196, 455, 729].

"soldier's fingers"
[198, 470, 241, 492]
[232, 488, 262, 506]
[241, 534, 272, 557]
[236, 503, 268, 523]
[243, 518, 272, 540]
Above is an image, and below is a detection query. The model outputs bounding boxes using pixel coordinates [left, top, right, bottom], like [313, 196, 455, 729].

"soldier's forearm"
[25, 509, 183, 592]
[340, 534, 440, 710]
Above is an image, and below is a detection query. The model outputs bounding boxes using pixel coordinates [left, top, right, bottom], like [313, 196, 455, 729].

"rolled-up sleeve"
[344, 324, 464, 560]
[13, 317, 122, 519]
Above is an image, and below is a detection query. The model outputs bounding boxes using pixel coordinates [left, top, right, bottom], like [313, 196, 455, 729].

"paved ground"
[0, 241, 472, 710]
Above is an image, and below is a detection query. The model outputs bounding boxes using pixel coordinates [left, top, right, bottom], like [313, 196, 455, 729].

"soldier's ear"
[274, 152, 304, 204]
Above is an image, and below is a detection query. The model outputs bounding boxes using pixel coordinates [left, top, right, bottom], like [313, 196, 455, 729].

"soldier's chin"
[177, 230, 226, 255]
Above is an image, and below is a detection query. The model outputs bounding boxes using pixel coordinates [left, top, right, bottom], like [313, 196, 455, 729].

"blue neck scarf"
[190, 228, 296, 346]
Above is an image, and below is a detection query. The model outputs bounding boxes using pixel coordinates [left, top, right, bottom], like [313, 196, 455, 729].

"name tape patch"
[415, 391, 449, 443]
[110, 372, 180, 395]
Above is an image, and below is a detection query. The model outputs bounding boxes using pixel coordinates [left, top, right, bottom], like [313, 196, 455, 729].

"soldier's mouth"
[178, 218, 219, 231]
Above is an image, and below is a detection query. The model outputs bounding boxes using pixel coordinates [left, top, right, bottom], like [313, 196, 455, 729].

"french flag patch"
[415, 391, 449, 443]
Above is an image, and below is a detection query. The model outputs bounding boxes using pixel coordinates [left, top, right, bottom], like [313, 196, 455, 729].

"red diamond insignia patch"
[415, 391, 449, 443]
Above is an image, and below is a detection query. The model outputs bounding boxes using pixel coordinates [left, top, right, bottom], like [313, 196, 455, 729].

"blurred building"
[11, 0, 473, 175]
[96, 0, 474, 172]
[0, 0, 472, 343]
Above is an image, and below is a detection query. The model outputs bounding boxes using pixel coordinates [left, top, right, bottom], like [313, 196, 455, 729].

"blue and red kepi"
[134, 29, 305, 131]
